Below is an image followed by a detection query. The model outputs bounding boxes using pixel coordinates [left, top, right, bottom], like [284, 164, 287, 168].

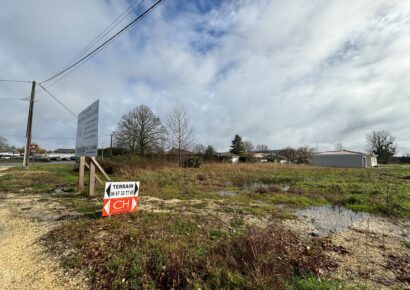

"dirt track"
[0, 191, 86, 290]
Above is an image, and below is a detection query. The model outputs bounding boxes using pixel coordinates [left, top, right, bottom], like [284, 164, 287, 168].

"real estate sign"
[76, 100, 99, 156]
[102, 181, 140, 217]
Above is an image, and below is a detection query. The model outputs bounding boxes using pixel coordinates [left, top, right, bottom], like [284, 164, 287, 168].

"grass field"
[0, 161, 409, 289]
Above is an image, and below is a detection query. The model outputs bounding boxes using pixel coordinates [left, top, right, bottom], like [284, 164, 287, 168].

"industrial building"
[312, 150, 378, 168]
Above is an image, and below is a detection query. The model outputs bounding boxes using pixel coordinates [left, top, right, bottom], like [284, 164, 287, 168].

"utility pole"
[110, 133, 113, 156]
[22, 81, 36, 169]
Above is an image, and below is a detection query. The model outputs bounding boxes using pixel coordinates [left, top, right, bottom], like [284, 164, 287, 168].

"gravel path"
[0, 191, 86, 290]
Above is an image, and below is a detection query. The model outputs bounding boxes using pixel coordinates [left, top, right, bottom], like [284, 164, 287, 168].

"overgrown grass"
[102, 160, 410, 217]
[3, 161, 409, 288]
[46, 212, 340, 290]
[1, 162, 409, 218]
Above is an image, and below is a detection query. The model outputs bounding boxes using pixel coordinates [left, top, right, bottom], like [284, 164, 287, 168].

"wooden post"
[23, 81, 36, 169]
[89, 159, 96, 197]
[77, 156, 85, 192]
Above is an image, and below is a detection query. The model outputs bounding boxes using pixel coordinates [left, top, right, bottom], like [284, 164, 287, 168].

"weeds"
[45, 215, 339, 289]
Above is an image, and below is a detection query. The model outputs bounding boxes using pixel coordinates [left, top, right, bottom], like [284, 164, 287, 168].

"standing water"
[295, 205, 370, 237]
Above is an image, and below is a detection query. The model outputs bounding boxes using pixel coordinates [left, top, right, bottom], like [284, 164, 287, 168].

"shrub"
[183, 156, 202, 168]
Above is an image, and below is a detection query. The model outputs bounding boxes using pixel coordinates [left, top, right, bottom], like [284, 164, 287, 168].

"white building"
[312, 150, 377, 168]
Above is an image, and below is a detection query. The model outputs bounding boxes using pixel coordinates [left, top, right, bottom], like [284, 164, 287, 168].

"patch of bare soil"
[139, 195, 274, 229]
[0, 192, 87, 290]
[286, 215, 410, 289]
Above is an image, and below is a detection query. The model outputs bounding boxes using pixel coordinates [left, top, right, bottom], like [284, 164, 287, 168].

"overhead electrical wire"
[0, 133, 74, 139]
[40, 0, 164, 85]
[38, 84, 77, 117]
[34, 0, 143, 98]
[0, 79, 31, 83]
[58, 0, 143, 75]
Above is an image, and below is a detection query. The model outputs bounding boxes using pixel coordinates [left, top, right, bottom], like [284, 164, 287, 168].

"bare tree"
[256, 144, 268, 152]
[280, 146, 297, 163]
[0, 135, 8, 150]
[366, 130, 396, 163]
[296, 146, 314, 164]
[194, 144, 206, 154]
[166, 106, 195, 165]
[243, 140, 254, 155]
[334, 142, 344, 151]
[113, 105, 166, 155]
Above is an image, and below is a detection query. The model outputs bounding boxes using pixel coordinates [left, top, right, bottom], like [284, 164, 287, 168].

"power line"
[0, 97, 31, 101]
[0, 134, 74, 140]
[41, 0, 164, 85]
[0, 79, 31, 83]
[38, 84, 77, 117]
[34, 0, 143, 96]
[59, 0, 143, 74]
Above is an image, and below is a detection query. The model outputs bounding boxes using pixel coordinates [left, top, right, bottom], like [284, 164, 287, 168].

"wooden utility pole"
[23, 81, 36, 169]
[110, 133, 113, 156]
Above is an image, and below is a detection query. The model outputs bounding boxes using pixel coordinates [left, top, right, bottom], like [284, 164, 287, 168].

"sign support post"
[77, 156, 85, 192]
[89, 158, 96, 197]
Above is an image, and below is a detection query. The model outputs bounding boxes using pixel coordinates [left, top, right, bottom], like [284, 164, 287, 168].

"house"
[48, 148, 76, 160]
[0, 148, 21, 159]
[217, 152, 240, 163]
[312, 150, 378, 168]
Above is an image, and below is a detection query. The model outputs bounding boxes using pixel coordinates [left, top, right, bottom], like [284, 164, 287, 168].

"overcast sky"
[1, 0, 409, 153]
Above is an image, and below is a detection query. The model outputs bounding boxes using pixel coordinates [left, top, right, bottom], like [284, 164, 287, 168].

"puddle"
[295, 205, 370, 237]
[243, 182, 289, 193]
[218, 190, 237, 197]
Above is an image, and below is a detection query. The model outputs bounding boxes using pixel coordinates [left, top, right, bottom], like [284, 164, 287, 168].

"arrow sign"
[102, 181, 140, 217]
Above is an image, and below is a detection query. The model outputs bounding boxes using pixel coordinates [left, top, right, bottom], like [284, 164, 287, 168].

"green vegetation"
[1, 161, 409, 289]
[46, 213, 339, 290]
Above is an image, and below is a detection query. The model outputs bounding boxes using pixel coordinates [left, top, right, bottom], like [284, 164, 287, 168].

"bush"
[183, 156, 202, 168]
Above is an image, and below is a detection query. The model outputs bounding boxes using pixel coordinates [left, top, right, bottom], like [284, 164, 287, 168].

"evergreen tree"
[230, 134, 245, 155]
[205, 145, 216, 156]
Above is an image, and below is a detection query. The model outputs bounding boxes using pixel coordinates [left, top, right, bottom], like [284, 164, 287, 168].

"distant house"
[54, 149, 75, 154]
[217, 152, 240, 164]
[312, 150, 377, 168]
[48, 148, 76, 160]
[0, 148, 21, 159]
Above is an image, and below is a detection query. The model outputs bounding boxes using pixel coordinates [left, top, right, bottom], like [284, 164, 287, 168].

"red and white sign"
[30, 144, 38, 150]
[102, 181, 140, 217]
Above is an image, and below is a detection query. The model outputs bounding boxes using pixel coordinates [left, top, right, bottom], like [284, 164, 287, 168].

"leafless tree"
[0, 135, 8, 150]
[256, 144, 268, 152]
[194, 144, 206, 154]
[280, 146, 297, 163]
[113, 105, 166, 155]
[166, 106, 195, 165]
[243, 140, 254, 155]
[366, 130, 396, 163]
[296, 146, 314, 164]
[334, 142, 344, 151]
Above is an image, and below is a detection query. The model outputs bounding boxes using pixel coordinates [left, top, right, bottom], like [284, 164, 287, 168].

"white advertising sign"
[76, 100, 99, 156]
[104, 182, 140, 199]
[102, 182, 140, 217]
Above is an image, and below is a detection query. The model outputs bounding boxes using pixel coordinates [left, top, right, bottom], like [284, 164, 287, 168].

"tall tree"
[243, 140, 254, 155]
[113, 105, 166, 155]
[256, 144, 268, 152]
[193, 144, 206, 154]
[0, 135, 8, 150]
[296, 146, 314, 164]
[366, 130, 396, 163]
[205, 145, 216, 156]
[280, 146, 297, 163]
[230, 134, 244, 155]
[166, 106, 195, 165]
